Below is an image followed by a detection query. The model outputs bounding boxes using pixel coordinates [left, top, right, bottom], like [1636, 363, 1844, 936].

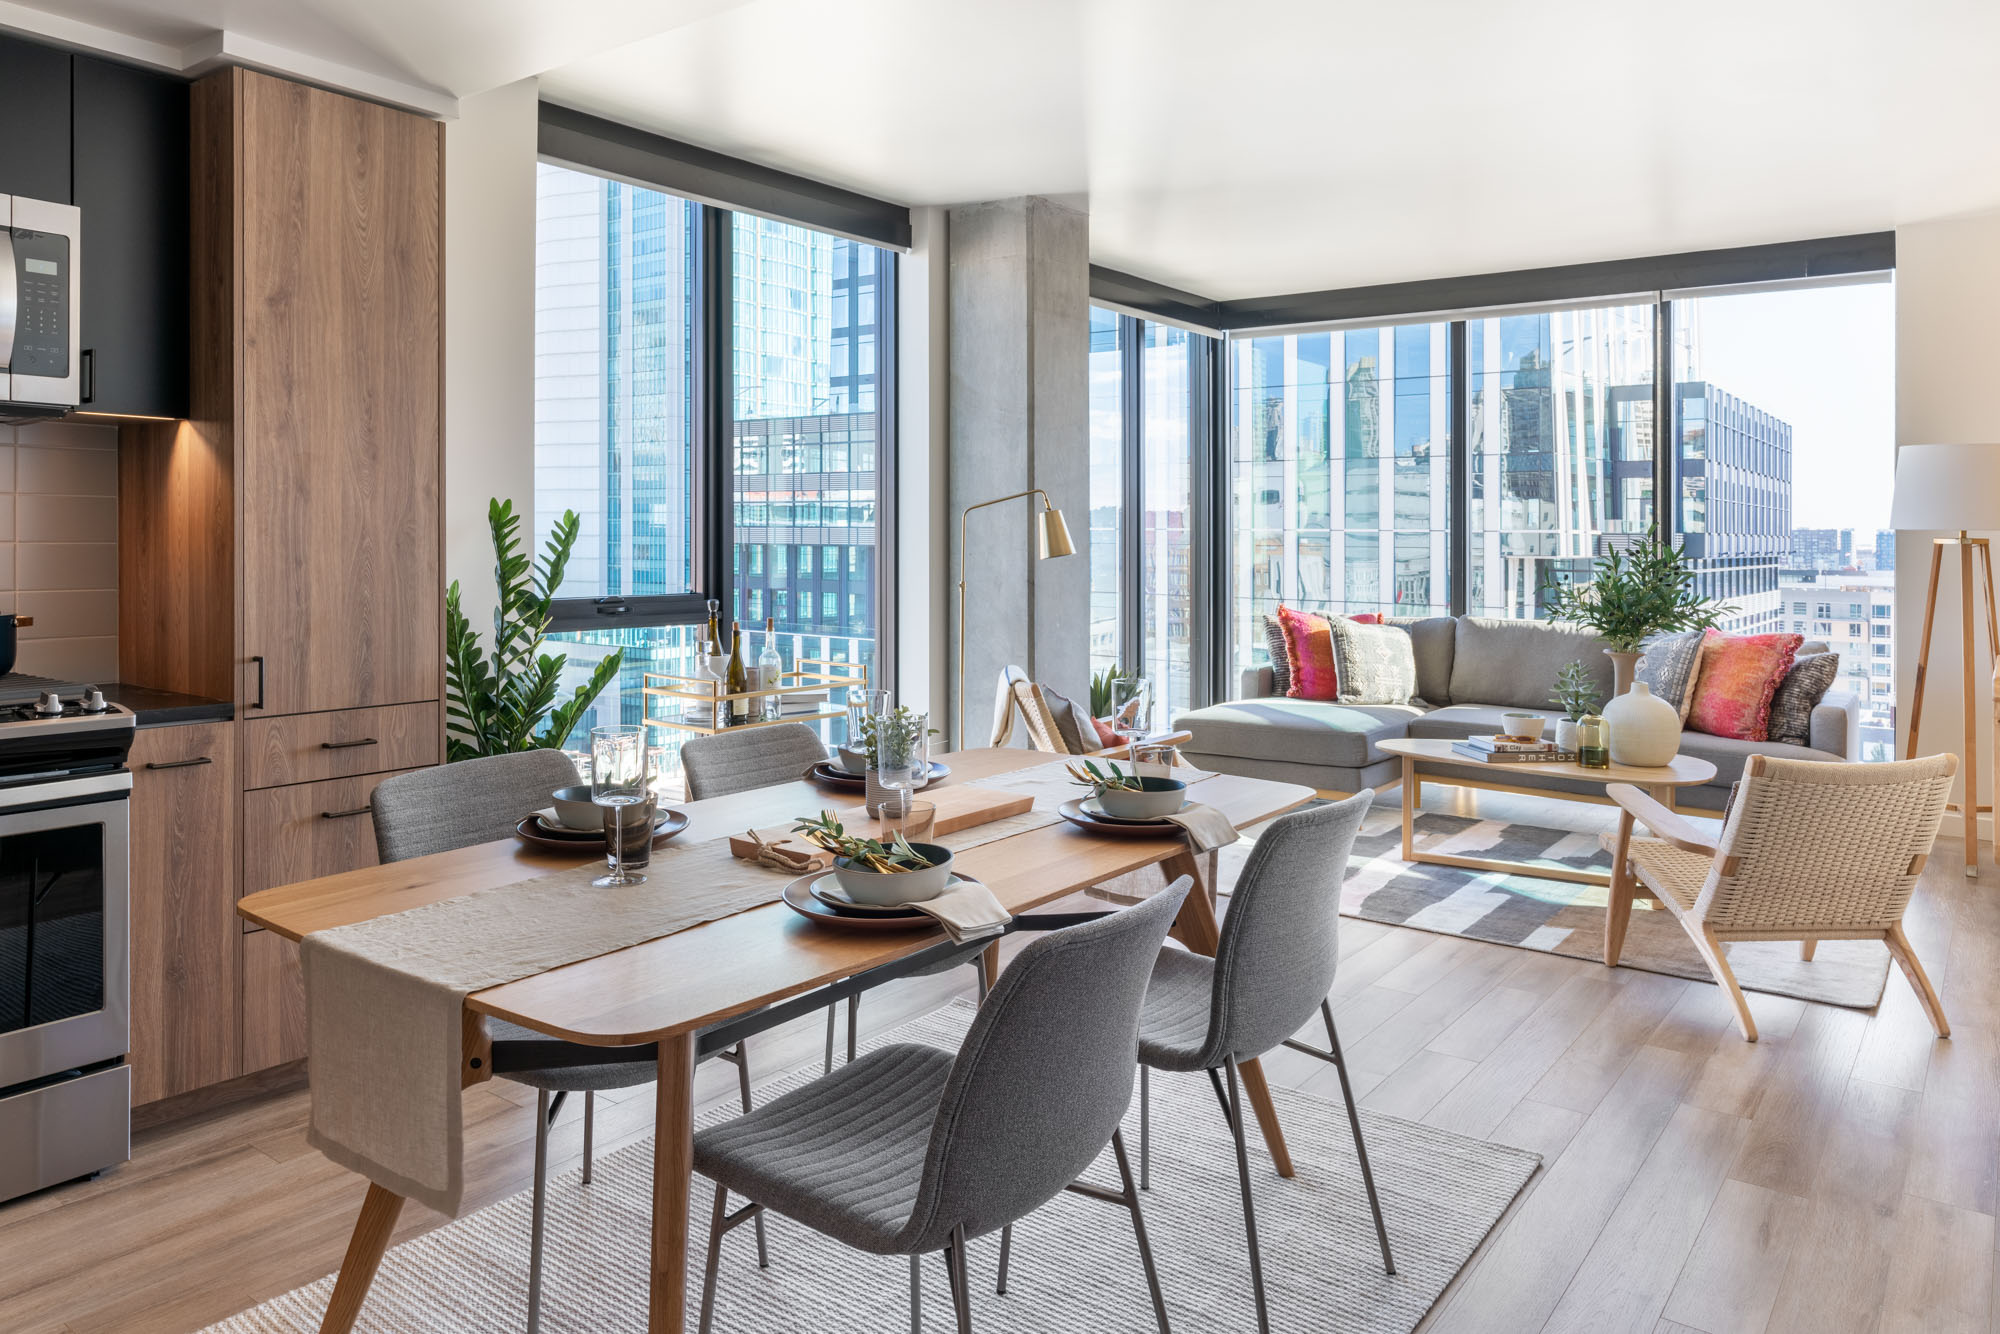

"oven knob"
[33, 690, 64, 717]
[82, 686, 107, 714]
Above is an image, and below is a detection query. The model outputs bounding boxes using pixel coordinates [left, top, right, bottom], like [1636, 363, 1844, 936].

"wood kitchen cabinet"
[127, 722, 238, 1105]
[234, 70, 443, 717]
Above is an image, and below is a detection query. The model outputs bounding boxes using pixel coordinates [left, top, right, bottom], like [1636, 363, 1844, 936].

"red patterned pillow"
[1687, 631, 1802, 741]
[1277, 606, 1377, 701]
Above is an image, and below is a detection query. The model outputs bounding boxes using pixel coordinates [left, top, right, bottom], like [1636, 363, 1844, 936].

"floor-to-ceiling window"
[1088, 307, 1124, 678]
[1141, 322, 1195, 714]
[530, 161, 893, 768]
[1230, 322, 1450, 679]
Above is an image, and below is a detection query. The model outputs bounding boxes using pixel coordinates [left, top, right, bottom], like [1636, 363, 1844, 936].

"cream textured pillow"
[1331, 618, 1418, 706]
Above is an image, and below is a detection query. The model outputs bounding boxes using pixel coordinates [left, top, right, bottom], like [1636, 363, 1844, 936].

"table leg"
[318, 1183, 404, 1334]
[980, 939, 1001, 997]
[1401, 757, 1417, 862]
[648, 1032, 696, 1333]
[1161, 847, 1296, 1179]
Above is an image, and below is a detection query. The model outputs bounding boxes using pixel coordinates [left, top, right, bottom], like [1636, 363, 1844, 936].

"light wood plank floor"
[1, 784, 1992, 1334]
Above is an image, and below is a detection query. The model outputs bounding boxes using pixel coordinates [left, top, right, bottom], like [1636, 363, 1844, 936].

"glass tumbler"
[591, 725, 651, 886]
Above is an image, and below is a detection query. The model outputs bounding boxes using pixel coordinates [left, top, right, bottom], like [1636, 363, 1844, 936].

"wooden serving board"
[772, 783, 1034, 843]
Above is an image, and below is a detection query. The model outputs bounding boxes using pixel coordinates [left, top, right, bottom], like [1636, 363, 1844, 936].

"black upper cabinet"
[72, 56, 190, 419]
[0, 35, 72, 204]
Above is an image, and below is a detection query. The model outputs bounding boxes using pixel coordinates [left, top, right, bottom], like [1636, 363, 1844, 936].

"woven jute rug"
[1328, 805, 1892, 1009]
[203, 1001, 1538, 1333]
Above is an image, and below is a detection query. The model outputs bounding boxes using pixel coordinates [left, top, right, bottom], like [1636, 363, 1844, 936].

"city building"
[1790, 526, 1856, 571]
[1778, 569, 1897, 759]
[1875, 528, 1897, 571]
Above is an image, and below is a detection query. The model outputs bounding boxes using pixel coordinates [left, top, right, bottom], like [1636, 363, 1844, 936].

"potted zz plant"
[793, 811, 954, 905]
[1066, 758, 1188, 821]
[1539, 526, 1730, 697]
[1549, 660, 1601, 755]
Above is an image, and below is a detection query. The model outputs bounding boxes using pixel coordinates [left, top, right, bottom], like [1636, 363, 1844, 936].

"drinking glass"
[1110, 678, 1152, 750]
[881, 799, 937, 845]
[591, 725, 650, 886]
[845, 688, 892, 736]
[1131, 741, 1181, 783]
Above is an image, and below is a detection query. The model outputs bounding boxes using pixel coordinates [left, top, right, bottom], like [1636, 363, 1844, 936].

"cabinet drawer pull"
[320, 806, 371, 820]
[145, 756, 214, 770]
[320, 737, 379, 750]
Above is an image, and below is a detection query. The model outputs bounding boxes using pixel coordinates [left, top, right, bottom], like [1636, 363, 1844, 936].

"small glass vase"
[1576, 714, 1611, 770]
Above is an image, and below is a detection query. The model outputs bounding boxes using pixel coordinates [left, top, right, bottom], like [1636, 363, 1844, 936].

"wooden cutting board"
[765, 783, 1034, 842]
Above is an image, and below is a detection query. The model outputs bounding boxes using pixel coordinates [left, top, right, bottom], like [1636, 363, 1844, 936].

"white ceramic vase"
[1602, 681, 1680, 767]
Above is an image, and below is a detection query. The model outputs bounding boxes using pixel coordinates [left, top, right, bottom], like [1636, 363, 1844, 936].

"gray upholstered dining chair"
[370, 751, 766, 1333]
[680, 722, 992, 1072]
[1125, 790, 1392, 1334]
[693, 875, 1193, 1334]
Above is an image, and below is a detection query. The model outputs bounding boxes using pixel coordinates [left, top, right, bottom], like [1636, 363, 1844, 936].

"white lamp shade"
[1892, 443, 2000, 531]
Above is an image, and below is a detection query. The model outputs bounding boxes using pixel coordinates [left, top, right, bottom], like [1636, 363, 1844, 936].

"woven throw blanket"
[966, 758, 1219, 811]
[302, 836, 792, 1216]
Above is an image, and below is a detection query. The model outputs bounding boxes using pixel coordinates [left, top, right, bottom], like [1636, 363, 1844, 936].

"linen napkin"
[1166, 802, 1240, 852]
[909, 878, 1012, 945]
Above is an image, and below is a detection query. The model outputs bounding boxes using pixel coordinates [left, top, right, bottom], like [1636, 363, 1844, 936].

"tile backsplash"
[0, 420, 119, 680]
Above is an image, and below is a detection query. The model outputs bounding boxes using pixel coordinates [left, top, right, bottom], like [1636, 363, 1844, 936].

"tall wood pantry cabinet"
[120, 66, 444, 1097]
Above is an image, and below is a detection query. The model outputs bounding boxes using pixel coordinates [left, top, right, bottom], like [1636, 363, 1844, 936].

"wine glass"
[1110, 677, 1152, 755]
[591, 725, 651, 887]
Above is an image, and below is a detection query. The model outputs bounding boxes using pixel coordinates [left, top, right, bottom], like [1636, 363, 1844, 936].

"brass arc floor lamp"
[956, 489, 1075, 748]
[1892, 443, 2000, 877]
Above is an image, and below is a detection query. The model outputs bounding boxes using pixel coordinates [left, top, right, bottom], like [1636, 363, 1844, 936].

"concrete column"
[947, 196, 1090, 747]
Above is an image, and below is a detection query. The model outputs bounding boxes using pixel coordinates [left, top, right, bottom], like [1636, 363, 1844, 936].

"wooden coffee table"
[1376, 737, 1718, 888]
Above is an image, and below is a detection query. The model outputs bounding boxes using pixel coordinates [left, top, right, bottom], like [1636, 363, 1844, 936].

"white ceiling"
[11, 0, 2000, 300]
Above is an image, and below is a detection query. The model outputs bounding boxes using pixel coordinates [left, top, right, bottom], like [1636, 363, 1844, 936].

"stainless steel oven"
[0, 700, 134, 1202]
[0, 194, 82, 413]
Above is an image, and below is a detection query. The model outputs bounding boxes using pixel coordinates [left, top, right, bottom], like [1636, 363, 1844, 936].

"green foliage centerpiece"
[444, 499, 623, 761]
[1540, 528, 1729, 695]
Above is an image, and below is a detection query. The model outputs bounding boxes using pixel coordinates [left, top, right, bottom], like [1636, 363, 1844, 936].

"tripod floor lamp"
[1892, 443, 2000, 877]
[956, 488, 1075, 748]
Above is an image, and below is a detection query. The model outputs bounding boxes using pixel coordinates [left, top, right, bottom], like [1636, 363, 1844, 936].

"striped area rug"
[1335, 805, 1891, 1009]
[204, 1000, 1537, 1333]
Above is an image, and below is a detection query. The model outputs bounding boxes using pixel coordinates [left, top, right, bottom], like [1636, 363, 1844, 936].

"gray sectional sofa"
[1174, 616, 1860, 812]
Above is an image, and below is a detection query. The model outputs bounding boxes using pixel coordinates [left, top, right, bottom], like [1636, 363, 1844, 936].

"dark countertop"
[101, 682, 235, 727]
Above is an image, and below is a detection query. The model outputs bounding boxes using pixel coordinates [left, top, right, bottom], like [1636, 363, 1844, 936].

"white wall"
[896, 206, 949, 718]
[1894, 208, 2000, 852]
[443, 78, 539, 641]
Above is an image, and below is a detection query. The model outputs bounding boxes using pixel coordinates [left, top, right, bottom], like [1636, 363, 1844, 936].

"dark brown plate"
[804, 760, 951, 791]
[783, 871, 960, 931]
[514, 808, 690, 853]
[1056, 798, 1185, 839]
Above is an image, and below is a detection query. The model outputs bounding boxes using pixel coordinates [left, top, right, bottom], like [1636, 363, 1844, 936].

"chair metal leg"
[527, 1090, 551, 1334]
[1321, 1001, 1394, 1275]
[733, 1043, 770, 1269]
[945, 1224, 974, 1333]
[995, 1223, 1012, 1295]
[847, 992, 860, 1064]
[697, 1183, 728, 1334]
[580, 1090, 594, 1186]
[910, 1253, 923, 1334]
[1205, 1065, 1231, 1120]
[1225, 1060, 1272, 1334]
[973, 959, 989, 1004]
[1139, 1064, 1151, 1191]
[824, 1003, 838, 1074]
[1111, 1129, 1172, 1333]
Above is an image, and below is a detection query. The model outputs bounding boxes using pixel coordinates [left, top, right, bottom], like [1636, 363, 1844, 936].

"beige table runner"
[302, 836, 792, 1216]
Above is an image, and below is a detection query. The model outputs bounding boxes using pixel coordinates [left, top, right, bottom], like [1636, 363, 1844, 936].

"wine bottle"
[725, 624, 751, 724]
[758, 617, 784, 722]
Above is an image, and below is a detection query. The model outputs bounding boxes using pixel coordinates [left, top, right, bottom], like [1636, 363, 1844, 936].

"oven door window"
[0, 823, 105, 1034]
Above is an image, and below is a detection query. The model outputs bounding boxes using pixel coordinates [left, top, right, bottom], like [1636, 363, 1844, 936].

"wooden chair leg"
[1694, 924, 1758, 1043]
[1799, 938, 1817, 962]
[1604, 811, 1637, 967]
[1886, 923, 1951, 1038]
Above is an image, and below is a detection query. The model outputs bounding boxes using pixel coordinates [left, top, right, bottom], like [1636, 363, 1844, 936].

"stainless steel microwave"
[0, 195, 81, 412]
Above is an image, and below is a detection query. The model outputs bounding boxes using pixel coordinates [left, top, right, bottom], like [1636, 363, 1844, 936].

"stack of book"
[1450, 735, 1577, 764]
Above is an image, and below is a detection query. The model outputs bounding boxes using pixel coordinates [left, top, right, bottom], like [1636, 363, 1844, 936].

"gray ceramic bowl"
[550, 785, 603, 831]
[831, 843, 955, 905]
[1096, 776, 1188, 820]
[836, 745, 870, 774]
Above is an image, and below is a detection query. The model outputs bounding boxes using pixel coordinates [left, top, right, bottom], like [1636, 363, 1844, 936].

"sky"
[1682, 279, 1895, 540]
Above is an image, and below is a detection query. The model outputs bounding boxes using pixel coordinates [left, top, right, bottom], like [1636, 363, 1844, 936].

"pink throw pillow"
[1277, 607, 1376, 701]
[1089, 716, 1121, 749]
[1687, 631, 1802, 742]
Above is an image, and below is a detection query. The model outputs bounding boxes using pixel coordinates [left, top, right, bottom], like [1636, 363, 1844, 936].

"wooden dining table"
[236, 747, 1316, 1333]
